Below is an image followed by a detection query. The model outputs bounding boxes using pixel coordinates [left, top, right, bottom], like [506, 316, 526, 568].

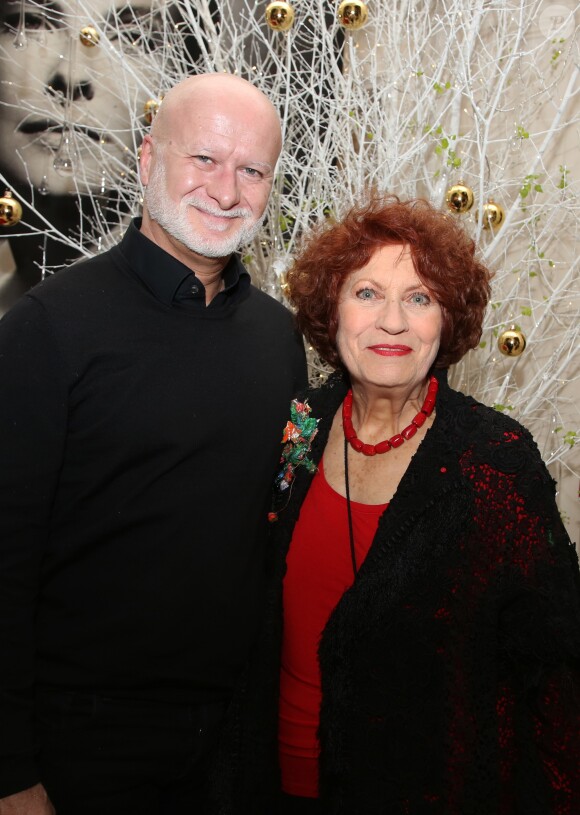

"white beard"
[144, 157, 266, 258]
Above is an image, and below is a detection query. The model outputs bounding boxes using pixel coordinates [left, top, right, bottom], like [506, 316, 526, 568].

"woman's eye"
[356, 288, 375, 300]
[2, 12, 49, 32]
[106, 12, 161, 51]
[111, 27, 141, 44]
[409, 292, 431, 305]
[110, 26, 159, 48]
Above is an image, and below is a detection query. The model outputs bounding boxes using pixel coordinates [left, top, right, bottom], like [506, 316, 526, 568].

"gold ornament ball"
[498, 328, 526, 357]
[479, 199, 505, 230]
[79, 26, 100, 47]
[0, 190, 23, 227]
[144, 99, 161, 125]
[337, 1, 369, 30]
[445, 182, 474, 214]
[265, 2, 295, 31]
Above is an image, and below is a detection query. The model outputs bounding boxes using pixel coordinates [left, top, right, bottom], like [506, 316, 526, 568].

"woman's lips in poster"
[17, 118, 106, 143]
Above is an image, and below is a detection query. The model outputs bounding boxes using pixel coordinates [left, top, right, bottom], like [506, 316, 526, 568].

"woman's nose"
[47, 72, 95, 103]
[376, 300, 408, 333]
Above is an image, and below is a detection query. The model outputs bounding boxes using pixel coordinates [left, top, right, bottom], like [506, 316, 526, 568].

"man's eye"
[244, 167, 261, 177]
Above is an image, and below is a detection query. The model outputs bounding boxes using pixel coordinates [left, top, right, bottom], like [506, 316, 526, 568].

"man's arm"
[0, 296, 68, 797]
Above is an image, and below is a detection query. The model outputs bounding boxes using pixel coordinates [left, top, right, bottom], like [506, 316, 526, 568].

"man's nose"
[206, 168, 241, 210]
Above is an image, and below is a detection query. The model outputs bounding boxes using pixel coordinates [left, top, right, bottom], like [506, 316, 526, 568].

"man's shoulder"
[30, 246, 123, 299]
[245, 285, 296, 323]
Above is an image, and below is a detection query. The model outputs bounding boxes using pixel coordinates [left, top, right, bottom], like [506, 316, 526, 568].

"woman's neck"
[349, 379, 430, 442]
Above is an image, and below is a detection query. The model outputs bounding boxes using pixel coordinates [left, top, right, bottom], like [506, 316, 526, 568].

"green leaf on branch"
[557, 165, 569, 189]
[520, 173, 543, 199]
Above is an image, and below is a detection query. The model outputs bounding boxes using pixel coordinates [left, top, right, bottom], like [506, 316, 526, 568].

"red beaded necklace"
[342, 375, 439, 578]
[342, 375, 439, 456]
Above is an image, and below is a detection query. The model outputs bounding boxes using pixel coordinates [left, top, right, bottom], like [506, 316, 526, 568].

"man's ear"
[139, 135, 154, 186]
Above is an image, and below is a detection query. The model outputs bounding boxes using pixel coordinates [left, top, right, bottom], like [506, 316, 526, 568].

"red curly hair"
[287, 195, 492, 370]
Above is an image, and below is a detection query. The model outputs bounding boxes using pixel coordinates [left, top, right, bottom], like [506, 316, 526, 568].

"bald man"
[0, 74, 307, 815]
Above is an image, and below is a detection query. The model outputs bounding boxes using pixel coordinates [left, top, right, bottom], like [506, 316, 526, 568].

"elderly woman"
[223, 196, 580, 815]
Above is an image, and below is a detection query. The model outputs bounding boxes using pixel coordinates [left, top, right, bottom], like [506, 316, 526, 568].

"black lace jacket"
[213, 369, 580, 815]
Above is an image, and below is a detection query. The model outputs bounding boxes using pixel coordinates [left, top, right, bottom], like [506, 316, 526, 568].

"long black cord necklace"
[342, 377, 439, 579]
[344, 437, 358, 578]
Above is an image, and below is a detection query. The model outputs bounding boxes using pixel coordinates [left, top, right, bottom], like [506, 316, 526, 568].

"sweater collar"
[118, 218, 250, 307]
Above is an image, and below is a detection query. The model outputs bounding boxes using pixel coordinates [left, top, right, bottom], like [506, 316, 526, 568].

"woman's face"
[336, 244, 443, 394]
[0, 0, 158, 194]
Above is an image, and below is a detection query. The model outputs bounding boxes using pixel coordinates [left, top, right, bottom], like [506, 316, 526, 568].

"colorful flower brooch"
[269, 400, 319, 521]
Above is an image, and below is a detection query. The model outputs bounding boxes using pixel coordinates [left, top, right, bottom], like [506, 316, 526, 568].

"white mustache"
[186, 199, 250, 219]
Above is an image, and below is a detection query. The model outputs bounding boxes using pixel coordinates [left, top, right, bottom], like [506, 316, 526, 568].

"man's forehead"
[180, 115, 277, 155]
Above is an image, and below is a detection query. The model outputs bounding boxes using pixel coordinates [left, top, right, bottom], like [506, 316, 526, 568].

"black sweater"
[0, 221, 307, 796]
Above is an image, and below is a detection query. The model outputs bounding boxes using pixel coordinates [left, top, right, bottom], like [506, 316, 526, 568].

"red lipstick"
[368, 344, 412, 356]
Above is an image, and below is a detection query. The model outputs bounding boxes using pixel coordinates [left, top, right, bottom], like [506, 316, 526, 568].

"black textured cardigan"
[213, 369, 580, 815]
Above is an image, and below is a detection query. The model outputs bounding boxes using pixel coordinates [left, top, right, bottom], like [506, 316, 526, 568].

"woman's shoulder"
[293, 370, 348, 418]
[443, 382, 533, 439]
[442, 383, 545, 477]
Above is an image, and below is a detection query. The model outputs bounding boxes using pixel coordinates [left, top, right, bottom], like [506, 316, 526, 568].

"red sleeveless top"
[279, 458, 388, 798]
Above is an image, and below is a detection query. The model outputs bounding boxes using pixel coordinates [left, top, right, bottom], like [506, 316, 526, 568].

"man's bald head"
[151, 73, 282, 159]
